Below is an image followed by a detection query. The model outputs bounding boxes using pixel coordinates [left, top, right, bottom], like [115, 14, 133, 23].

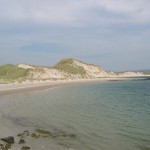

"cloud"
[0, 0, 150, 26]
[0, 0, 150, 70]
[0, 0, 79, 25]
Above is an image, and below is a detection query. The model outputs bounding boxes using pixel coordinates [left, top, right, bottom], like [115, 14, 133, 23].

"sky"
[0, 0, 150, 71]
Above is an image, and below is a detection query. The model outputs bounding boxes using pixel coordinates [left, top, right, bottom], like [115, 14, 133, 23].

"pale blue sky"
[0, 0, 150, 71]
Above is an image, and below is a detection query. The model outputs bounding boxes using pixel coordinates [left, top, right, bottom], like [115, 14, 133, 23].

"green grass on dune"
[143, 72, 150, 75]
[0, 64, 28, 80]
[0, 58, 87, 82]
[53, 58, 86, 75]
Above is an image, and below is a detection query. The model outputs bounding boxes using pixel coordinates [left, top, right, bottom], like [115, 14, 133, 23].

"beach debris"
[1, 136, 14, 144]
[21, 146, 30, 150]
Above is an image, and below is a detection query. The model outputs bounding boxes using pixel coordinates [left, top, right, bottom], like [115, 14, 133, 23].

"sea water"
[0, 79, 150, 150]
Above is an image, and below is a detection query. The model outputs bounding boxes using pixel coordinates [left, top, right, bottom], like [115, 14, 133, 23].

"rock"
[1, 137, 14, 144]
[35, 128, 51, 135]
[31, 133, 40, 138]
[23, 130, 29, 134]
[18, 139, 26, 144]
[21, 146, 30, 150]
[0, 140, 11, 150]
[17, 134, 22, 137]
[6, 144, 11, 149]
[23, 130, 29, 136]
[18, 130, 30, 138]
[0, 140, 7, 146]
[0, 146, 7, 150]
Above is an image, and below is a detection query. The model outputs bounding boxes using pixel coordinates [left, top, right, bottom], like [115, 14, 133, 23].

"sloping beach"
[0, 78, 127, 95]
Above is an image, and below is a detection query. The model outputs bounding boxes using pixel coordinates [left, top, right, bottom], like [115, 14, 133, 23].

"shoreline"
[0, 77, 147, 96]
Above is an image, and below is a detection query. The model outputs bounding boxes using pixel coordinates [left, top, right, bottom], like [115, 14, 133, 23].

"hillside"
[0, 64, 28, 83]
[53, 58, 86, 75]
[27, 58, 117, 80]
[0, 58, 149, 83]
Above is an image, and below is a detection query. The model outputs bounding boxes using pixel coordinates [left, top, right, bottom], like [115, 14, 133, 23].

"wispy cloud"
[0, 0, 150, 25]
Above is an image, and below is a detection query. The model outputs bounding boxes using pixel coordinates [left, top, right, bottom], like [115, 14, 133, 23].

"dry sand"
[0, 78, 129, 96]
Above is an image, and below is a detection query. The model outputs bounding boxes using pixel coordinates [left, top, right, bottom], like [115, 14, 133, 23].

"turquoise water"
[0, 79, 150, 150]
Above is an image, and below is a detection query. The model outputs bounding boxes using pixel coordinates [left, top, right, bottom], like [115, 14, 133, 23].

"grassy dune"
[0, 64, 28, 81]
[53, 58, 86, 75]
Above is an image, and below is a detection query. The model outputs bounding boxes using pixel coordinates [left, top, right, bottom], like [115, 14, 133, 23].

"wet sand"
[0, 78, 125, 96]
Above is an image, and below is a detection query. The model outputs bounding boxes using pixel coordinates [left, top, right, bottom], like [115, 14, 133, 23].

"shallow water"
[0, 79, 150, 150]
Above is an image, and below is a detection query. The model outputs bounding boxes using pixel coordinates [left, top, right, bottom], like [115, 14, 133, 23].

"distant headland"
[0, 58, 149, 84]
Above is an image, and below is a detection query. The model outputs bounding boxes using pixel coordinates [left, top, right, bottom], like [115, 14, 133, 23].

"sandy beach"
[0, 78, 128, 96]
[2, 75, 148, 96]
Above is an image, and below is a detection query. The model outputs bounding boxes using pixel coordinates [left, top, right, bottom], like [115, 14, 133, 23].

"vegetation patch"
[35, 129, 51, 135]
[143, 72, 150, 75]
[0, 64, 28, 80]
[53, 58, 86, 75]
